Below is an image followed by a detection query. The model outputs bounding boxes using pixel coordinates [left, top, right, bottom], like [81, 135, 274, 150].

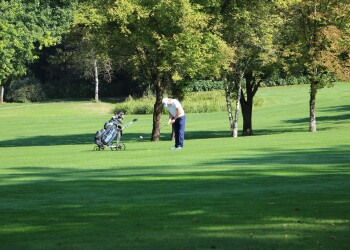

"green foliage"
[222, 0, 284, 72]
[287, 75, 310, 86]
[281, 0, 350, 85]
[108, 0, 234, 83]
[0, 0, 74, 85]
[186, 80, 224, 92]
[6, 76, 47, 103]
[261, 74, 310, 87]
[64, 1, 114, 81]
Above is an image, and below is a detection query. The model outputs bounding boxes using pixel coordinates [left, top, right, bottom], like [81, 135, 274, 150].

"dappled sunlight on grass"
[170, 210, 206, 216]
[0, 224, 48, 234]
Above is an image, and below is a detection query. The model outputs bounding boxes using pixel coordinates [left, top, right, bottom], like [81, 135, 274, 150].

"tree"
[62, 1, 119, 102]
[0, 0, 74, 98]
[281, 0, 350, 132]
[108, 0, 233, 141]
[220, 0, 285, 136]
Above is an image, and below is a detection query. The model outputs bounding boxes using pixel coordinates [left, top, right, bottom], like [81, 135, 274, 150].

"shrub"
[186, 80, 224, 92]
[261, 73, 310, 87]
[287, 75, 310, 85]
[6, 77, 47, 103]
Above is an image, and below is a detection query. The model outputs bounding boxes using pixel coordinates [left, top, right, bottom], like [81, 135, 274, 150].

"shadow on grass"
[0, 123, 346, 147]
[284, 113, 350, 124]
[0, 146, 349, 249]
[320, 104, 350, 112]
[0, 130, 231, 147]
[1, 103, 349, 147]
[199, 145, 350, 170]
[0, 134, 94, 147]
[284, 104, 350, 124]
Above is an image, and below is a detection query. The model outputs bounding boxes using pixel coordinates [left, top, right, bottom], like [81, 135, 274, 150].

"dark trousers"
[173, 115, 186, 148]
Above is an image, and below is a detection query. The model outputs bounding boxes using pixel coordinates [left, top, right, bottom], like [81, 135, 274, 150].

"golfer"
[162, 97, 186, 150]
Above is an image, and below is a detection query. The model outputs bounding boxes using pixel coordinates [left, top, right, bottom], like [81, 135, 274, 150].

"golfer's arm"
[167, 115, 173, 124]
[174, 106, 184, 120]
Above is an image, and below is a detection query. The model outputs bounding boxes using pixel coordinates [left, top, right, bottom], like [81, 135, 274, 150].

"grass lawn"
[0, 83, 349, 249]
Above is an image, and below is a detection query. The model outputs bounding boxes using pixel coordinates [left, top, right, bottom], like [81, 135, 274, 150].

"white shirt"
[167, 99, 185, 118]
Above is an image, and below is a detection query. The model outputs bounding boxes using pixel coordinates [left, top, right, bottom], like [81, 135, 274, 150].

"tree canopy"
[0, 0, 74, 85]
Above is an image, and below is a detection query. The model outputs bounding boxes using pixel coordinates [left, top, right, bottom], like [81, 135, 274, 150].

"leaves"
[282, 0, 350, 83]
[107, 0, 233, 83]
[0, 0, 74, 84]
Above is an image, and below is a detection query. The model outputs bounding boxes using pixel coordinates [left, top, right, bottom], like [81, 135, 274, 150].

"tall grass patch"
[113, 95, 154, 114]
[114, 90, 264, 114]
[182, 91, 226, 113]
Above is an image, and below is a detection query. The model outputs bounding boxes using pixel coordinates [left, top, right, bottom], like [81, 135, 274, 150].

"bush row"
[4, 75, 309, 103]
[186, 80, 224, 92]
[187, 76, 310, 90]
[261, 75, 310, 87]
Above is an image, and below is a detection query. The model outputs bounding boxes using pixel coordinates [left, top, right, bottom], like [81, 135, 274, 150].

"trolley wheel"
[94, 146, 103, 151]
[116, 143, 126, 151]
[111, 142, 117, 150]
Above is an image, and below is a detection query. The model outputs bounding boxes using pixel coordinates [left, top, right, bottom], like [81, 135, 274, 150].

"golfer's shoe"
[170, 146, 182, 150]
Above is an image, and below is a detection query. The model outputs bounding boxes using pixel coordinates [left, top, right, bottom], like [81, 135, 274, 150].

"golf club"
[121, 118, 138, 130]
[160, 124, 169, 129]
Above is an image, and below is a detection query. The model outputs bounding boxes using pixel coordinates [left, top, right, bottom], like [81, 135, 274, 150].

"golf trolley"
[94, 112, 137, 151]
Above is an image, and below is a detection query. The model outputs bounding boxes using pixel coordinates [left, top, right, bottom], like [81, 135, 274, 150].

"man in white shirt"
[162, 97, 186, 150]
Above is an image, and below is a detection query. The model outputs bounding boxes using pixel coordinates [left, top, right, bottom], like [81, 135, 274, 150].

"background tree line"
[1, 0, 349, 140]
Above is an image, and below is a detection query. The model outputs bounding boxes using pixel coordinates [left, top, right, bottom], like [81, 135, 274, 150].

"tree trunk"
[0, 86, 4, 104]
[240, 91, 253, 136]
[233, 71, 243, 138]
[151, 77, 165, 141]
[309, 82, 317, 132]
[308, 0, 317, 132]
[224, 77, 234, 137]
[240, 71, 258, 136]
[94, 59, 99, 102]
[233, 84, 242, 137]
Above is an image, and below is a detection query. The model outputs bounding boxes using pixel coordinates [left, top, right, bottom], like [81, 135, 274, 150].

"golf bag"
[94, 112, 137, 150]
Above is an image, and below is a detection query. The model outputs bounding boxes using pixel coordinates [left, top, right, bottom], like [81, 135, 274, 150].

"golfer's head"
[162, 98, 170, 108]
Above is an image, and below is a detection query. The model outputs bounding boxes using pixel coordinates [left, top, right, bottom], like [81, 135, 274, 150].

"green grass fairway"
[0, 83, 349, 249]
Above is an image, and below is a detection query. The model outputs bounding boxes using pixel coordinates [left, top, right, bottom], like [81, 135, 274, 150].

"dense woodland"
[0, 0, 349, 139]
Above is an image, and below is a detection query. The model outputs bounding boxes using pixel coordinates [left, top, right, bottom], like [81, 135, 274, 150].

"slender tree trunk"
[94, 59, 99, 102]
[151, 77, 165, 141]
[224, 77, 234, 137]
[309, 82, 317, 132]
[233, 72, 243, 138]
[233, 85, 241, 137]
[308, 1, 317, 132]
[0, 86, 4, 104]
